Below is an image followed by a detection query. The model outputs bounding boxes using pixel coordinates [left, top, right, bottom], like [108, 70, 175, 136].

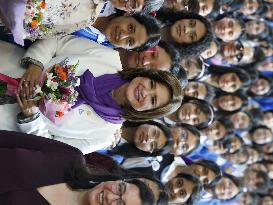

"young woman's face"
[163, 0, 192, 12]
[217, 94, 243, 112]
[203, 120, 226, 141]
[225, 151, 248, 164]
[213, 18, 242, 42]
[126, 77, 171, 111]
[245, 20, 266, 36]
[134, 124, 167, 153]
[250, 78, 270, 96]
[240, 0, 260, 15]
[189, 164, 216, 186]
[218, 72, 241, 93]
[251, 128, 273, 144]
[165, 177, 195, 204]
[228, 137, 243, 153]
[88, 181, 141, 205]
[105, 16, 148, 50]
[198, 0, 215, 16]
[125, 46, 172, 71]
[201, 41, 218, 59]
[170, 19, 206, 44]
[238, 192, 253, 205]
[177, 102, 209, 126]
[220, 41, 253, 65]
[111, 0, 145, 13]
[246, 147, 259, 164]
[170, 127, 198, 155]
[230, 111, 250, 130]
[180, 58, 203, 80]
[184, 82, 208, 100]
[214, 177, 239, 200]
[261, 196, 273, 205]
[263, 111, 273, 127]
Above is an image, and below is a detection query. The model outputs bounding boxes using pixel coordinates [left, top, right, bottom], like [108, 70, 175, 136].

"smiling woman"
[0, 130, 156, 205]
[157, 11, 213, 58]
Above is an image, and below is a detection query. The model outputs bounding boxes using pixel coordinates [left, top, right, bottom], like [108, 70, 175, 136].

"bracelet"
[17, 112, 40, 124]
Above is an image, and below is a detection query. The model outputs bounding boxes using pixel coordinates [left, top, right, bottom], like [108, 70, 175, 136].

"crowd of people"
[0, 0, 272, 204]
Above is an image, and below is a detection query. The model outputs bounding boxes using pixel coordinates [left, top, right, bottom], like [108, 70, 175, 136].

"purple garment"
[74, 70, 127, 124]
[0, 0, 26, 45]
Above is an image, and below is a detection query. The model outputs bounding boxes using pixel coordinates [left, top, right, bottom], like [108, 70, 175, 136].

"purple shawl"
[74, 70, 128, 124]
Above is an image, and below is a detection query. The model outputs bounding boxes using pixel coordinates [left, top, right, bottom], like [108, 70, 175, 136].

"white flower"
[35, 85, 42, 94]
[76, 78, 80, 86]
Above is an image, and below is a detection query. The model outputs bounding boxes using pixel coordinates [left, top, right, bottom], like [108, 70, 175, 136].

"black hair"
[225, 110, 254, 132]
[181, 96, 215, 129]
[222, 134, 244, 154]
[248, 74, 273, 97]
[213, 90, 249, 113]
[210, 117, 235, 140]
[248, 107, 264, 126]
[249, 125, 273, 145]
[223, 147, 250, 165]
[184, 81, 216, 102]
[159, 0, 200, 13]
[184, 57, 207, 81]
[193, 159, 222, 188]
[108, 120, 173, 158]
[206, 64, 252, 91]
[156, 11, 213, 58]
[215, 173, 243, 201]
[221, 0, 244, 13]
[205, 0, 221, 19]
[245, 170, 270, 194]
[170, 123, 201, 156]
[171, 173, 203, 205]
[131, 13, 161, 52]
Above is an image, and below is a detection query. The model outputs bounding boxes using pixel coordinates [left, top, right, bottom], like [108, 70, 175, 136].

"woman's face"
[245, 20, 266, 36]
[201, 41, 218, 59]
[189, 164, 216, 186]
[111, 0, 144, 13]
[230, 111, 250, 130]
[177, 102, 208, 126]
[88, 181, 141, 205]
[126, 77, 171, 111]
[228, 137, 243, 153]
[165, 177, 195, 204]
[198, 0, 215, 16]
[134, 124, 167, 153]
[220, 41, 254, 65]
[225, 151, 248, 164]
[105, 16, 148, 50]
[217, 94, 243, 112]
[203, 120, 226, 141]
[180, 58, 203, 80]
[261, 196, 273, 205]
[163, 0, 192, 12]
[213, 18, 242, 42]
[250, 78, 270, 96]
[214, 177, 239, 200]
[263, 111, 273, 127]
[170, 127, 198, 155]
[240, 0, 260, 15]
[238, 192, 253, 205]
[125, 46, 172, 71]
[184, 82, 208, 100]
[170, 19, 206, 44]
[246, 147, 259, 164]
[251, 128, 272, 144]
[218, 72, 241, 93]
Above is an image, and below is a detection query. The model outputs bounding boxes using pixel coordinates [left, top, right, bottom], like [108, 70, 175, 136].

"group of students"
[0, 0, 272, 204]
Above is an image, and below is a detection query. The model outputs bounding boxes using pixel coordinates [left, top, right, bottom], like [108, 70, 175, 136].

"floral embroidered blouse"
[24, 0, 106, 41]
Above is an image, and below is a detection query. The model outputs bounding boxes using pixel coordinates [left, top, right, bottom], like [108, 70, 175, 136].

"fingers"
[16, 94, 24, 110]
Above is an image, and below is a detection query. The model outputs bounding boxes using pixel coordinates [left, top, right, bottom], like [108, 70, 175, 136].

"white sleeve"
[16, 113, 53, 139]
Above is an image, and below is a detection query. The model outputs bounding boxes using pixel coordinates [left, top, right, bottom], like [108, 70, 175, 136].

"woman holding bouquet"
[0, 36, 183, 154]
[0, 0, 161, 48]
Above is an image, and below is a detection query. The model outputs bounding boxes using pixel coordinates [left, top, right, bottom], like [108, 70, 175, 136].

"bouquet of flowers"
[24, 0, 50, 38]
[35, 59, 80, 122]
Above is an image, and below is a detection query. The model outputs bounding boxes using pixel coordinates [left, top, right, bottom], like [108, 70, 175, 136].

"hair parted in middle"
[119, 68, 183, 121]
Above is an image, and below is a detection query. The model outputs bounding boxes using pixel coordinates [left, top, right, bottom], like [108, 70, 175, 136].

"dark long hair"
[131, 14, 161, 52]
[204, 64, 252, 91]
[119, 68, 183, 121]
[156, 11, 213, 58]
[108, 121, 173, 158]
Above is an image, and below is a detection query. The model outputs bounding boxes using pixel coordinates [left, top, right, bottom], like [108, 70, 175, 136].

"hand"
[110, 129, 122, 148]
[19, 64, 42, 99]
[17, 94, 39, 117]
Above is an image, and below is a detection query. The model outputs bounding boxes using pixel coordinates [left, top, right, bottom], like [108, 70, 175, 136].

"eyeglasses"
[235, 41, 244, 62]
[116, 181, 127, 205]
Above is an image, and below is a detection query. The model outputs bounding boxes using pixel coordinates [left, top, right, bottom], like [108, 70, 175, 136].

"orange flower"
[55, 111, 64, 118]
[39, 12, 44, 18]
[31, 20, 39, 28]
[39, 1, 46, 9]
[59, 72, 68, 81]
